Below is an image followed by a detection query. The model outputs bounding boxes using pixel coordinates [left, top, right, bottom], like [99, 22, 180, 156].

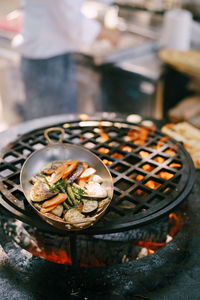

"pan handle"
[44, 127, 65, 145]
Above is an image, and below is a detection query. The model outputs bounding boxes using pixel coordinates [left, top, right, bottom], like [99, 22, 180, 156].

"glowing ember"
[139, 150, 150, 158]
[133, 212, 185, 256]
[136, 174, 144, 181]
[114, 165, 121, 171]
[169, 213, 185, 236]
[120, 145, 133, 152]
[102, 159, 113, 166]
[145, 180, 161, 190]
[153, 156, 165, 163]
[111, 152, 124, 159]
[148, 249, 155, 255]
[79, 113, 89, 121]
[142, 164, 155, 172]
[133, 189, 148, 199]
[169, 162, 182, 168]
[164, 148, 176, 156]
[127, 126, 149, 145]
[158, 171, 174, 180]
[98, 125, 109, 142]
[156, 136, 169, 149]
[135, 240, 166, 251]
[30, 248, 72, 265]
[97, 147, 109, 154]
[24, 212, 185, 265]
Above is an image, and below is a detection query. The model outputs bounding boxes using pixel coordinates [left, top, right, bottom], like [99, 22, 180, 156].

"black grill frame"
[0, 119, 195, 234]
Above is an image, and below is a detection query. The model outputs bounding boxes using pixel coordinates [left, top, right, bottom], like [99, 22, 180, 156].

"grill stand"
[68, 233, 81, 296]
[69, 233, 80, 269]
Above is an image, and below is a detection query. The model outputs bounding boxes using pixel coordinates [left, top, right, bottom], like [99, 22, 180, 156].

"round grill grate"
[0, 119, 195, 234]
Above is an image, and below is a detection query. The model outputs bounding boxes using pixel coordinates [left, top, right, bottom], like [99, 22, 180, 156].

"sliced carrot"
[49, 160, 79, 184]
[62, 161, 79, 179]
[78, 167, 96, 179]
[40, 204, 57, 214]
[42, 193, 67, 208]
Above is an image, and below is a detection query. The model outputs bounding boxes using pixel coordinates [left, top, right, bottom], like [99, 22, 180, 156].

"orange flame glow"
[79, 114, 89, 121]
[25, 212, 184, 264]
[120, 145, 133, 152]
[97, 147, 109, 154]
[145, 180, 161, 190]
[102, 159, 113, 166]
[169, 213, 185, 236]
[98, 125, 109, 141]
[158, 171, 174, 180]
[169, 162, 182, 168]
[153, 156, 165, 163]
[133, 212, 185, 255]
[139, 150, 150, 158]
[127, 127, 149, 145]
[156, 136, 169, 149]
[111, 152, 124, 159]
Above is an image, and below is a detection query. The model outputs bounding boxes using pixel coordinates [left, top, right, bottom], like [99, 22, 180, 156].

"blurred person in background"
[13, 0, 120, 121]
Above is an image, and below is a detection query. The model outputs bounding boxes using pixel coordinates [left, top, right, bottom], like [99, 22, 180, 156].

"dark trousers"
[21, 53, 78, 120]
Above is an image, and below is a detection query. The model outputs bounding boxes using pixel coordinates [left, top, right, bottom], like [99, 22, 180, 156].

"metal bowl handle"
[44, 127, 65, 145]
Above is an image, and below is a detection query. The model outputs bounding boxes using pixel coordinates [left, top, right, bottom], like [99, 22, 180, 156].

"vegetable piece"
[85, 182, 107, 198]
[49, 179, 66, 193]
[41, 193, 67, 208]
[49, 160, 79, 184]
[66, 184, 79, 205]
[82, 200, 98, 214]
[29, 177, 38, 185]
[42, 168, 55, 175]
[40, 204, 57, 214]
[51, 161, 63, 169]
[89, 174, 103, 184]
[78, 167, 96, 179]
[33, 203, 42, 210]
[97, 198, 110, 213]
[44, 212, 65, 222]
[65, 196, 74, 207]
[64, 208, 85, 223]
[72, 182, 86, 193]
[64, 208, 96, 228]
[62, 161, 79, 180]
[31, 180, 57, 202]
[71, 183, 85, 199]
[63, 201, 71, 210]
[67, 162, 85, 183]
[82, 195, 107, 201]
[51, 204, 63, 217]
[71, 187, 81, 200]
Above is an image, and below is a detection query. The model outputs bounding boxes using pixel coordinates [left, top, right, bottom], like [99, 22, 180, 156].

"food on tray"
[158, 49, 200, 77]
[29, 160, 110, 227]
[161, 122, 200, 169]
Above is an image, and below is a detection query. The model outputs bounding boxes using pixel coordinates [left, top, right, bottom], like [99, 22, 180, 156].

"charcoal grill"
[0, 119, 195, 235]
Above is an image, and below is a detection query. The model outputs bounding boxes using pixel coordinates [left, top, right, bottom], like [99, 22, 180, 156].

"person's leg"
[51, 53, 78, 114]
[21, 56, 45, 120]
[21, 53, 78, 121]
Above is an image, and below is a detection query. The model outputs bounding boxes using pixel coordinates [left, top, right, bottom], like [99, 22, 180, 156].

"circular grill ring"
[0, 119, 195, 235]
